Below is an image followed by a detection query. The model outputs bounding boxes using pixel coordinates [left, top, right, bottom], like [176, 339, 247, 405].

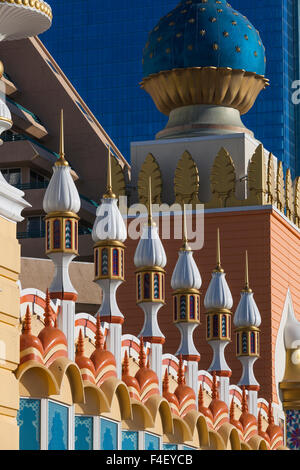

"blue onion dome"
[142, 0, 266, 78]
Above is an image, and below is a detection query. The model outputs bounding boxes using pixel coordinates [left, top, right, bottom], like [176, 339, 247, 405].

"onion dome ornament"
[141, 0, 269, 140]
[204, 229, 233, 404]
[92, 146, 127, 379]
[20, 306, 44, 366]
[43, 111, 80, 360]
[238, 386, 257, 441]
[174, 355, 197, 417]
[122, 350, 141, 401]
[162, 369, 180, 416]
[38, 289, 68, 366]
[135, 337, 160, 402]
[90, 314, 117, 385]
[75, 329, 96, 385]
[208, 371, 229, 430]
[171, 207, 201, 359]
[234, 252, 261, 415]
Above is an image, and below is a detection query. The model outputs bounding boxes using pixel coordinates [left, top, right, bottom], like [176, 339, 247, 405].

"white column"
[57, 300, 76, 361]
[218, 376, 230, 407]
[185, 361, 199, 398]
[149, 343, 163, 394]
[248, 390, 258, 417]
[106, 323, 122, 379]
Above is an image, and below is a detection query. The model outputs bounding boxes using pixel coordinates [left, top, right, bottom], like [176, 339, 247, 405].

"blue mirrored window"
[75, 416, 93, 450]
[48, 401, 69, 450]
[145, 432, 160, 450]
[101, 418, 118, 450]
[122, 430, 139, 450]
[163, 443, 178, 450]
[17, 398, 41, 450]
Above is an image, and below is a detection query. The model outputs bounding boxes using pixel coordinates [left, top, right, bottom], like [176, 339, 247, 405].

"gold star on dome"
[187, 44, 193, 50]
[210, 17, 217, 22]
[169, 21, 175, 26]
[200, 29, 206, 36]
[244, 35, 248, 40]
[157, 36, 162, 42]
[200, 7, 206, 11]
[223, 31, 229, 37]
[188, 18, 195, 23]
[176, 32, 183, 38]
[254, 51, 258, 57]
[232, 21, 237, 25]
[213, 43, 219, 50]
[235, 46, 241, 52]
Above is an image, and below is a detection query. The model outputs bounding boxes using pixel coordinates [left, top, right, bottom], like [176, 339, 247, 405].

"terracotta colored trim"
[101, 315, 124, 325]
[50, 292, 78, 301]
[271, 209, 300, 238]
[213, 370, 232, 378]
[182, 354, 201, 362]
[143, 336, 165, 345]
[246, 385, 260, 392]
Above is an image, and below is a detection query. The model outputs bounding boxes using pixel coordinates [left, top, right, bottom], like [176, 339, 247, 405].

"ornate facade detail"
[276, 161, 285, 212]
[295, 177, 300, 227]
[247, 144, 266, 206]
[111, 154, 126, 199]
[206, 147, 237, 208]
[266, 153, 276, 205]
[138, 153, 162, 205]
[174, 151, 201, 207]
[285, 169, 294, 221]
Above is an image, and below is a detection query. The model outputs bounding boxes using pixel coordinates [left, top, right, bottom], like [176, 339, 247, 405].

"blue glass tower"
[42, 1, 299, 175]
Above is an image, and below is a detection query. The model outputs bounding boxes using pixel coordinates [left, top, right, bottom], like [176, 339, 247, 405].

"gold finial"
[55, 109, 69, 167]
[180, 204, 191, 251]
[147, 176, 155, 226]
[214, 228, 224, 273]
[103, 145, 116, 199]
[243, 250, 252, 293]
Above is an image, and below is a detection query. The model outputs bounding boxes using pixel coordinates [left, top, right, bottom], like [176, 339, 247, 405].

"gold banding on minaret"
[103, 145, 116, 199]
[56, 109, 69, 167]
[214, 228, 224, 273]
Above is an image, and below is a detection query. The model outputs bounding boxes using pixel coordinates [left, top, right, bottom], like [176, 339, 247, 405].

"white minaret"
[233, 251, 262, 416]
[171, 207, 201, 397]
[134, 178, 167, 393]
[43, 110, 81, 361]
[92, 146, 127, 379]
[204, 229, 233, 406]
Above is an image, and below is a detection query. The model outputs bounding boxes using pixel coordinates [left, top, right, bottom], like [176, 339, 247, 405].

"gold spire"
[55, 109, 69, 167]
[147, 176, 155, 226]
[243, 250, 252, 293]
[180, 204, 191, 251]
[103, 145, 116, 199]
[214, 228, 224, 273]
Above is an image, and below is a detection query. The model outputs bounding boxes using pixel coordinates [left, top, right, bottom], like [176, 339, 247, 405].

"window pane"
[100, 418, 118, 450]
[163, 443, 177, 450]
[75, 416, 93, 450]
[145, 433, 160, 450]
[17, 398, 41, 450]
[122, 430, 138, 450]
[48, 401, 69, 450]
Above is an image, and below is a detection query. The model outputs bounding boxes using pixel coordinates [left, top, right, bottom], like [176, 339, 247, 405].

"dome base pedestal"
[156, 105, 253, 140]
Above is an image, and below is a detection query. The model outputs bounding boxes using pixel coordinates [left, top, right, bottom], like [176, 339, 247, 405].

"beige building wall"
[0, 216, 21, 449]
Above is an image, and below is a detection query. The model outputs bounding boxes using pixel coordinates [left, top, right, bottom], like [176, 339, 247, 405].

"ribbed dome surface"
[143, 0, 265, 78]
[233, 291, 261, 328]
[171, 250, 202, 290]
[204, 271, 233, 310]
[43, 165, 81, 214]
[134, 224, 167, 268]
[92, 197, 127, 243]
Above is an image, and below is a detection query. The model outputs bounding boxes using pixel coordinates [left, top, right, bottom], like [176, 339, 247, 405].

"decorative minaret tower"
[92, 146, 127, 379]
[43, 110, 81, 361]
[204, 229, 233, 406]
[233, 251, 261, 416]
[171, 207, 201, 397]
[134, 178, 167, 392]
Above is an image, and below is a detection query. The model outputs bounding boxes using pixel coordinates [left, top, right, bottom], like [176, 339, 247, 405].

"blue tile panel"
[75, 416, 94, 450]
[122, 430, 139, 450]
[17, 398, 41, 450]
[145, 432, 160, 450]
[101, 417, 118, 450]
[48, 401, 69, 450]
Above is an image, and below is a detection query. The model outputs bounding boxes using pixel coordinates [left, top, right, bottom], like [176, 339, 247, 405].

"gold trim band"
[0, 0, 53, 20]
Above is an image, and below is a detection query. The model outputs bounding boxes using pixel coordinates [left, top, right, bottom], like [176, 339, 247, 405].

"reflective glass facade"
[43, 1, 299, 175]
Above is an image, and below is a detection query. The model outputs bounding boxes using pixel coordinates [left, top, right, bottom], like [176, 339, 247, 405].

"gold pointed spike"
[180, 204, 191, 251]
[56, 109, 69, 167]
[103, 145, 116, 198]
[148, 176, 154, 226]
[243, 250, 252, 293]
[214, 228, 224, 273]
